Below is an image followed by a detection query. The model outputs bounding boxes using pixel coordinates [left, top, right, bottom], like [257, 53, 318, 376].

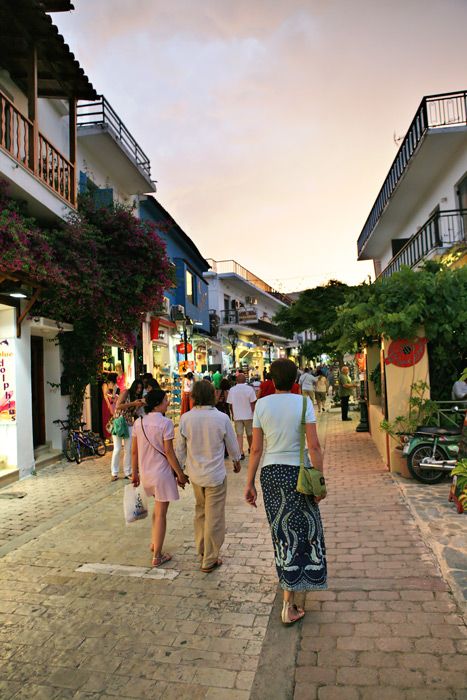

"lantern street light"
[263, 341, 273, 365]
[228, 328, 239, 369]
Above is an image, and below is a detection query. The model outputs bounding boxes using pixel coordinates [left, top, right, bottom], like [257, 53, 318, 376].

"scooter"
[403, 416, 464, 484]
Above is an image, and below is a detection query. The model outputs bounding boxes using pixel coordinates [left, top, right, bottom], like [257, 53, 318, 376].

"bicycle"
[53, 419, 107, 464]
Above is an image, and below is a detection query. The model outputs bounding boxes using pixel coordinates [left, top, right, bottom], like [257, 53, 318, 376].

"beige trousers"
[192, 478, 227, 570]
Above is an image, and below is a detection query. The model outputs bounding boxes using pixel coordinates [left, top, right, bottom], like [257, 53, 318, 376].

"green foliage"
[369, 362, 382, 397]
[274, 280, 352, 354]
[380, 381, 439, 441]
[333, 263, 467, 399]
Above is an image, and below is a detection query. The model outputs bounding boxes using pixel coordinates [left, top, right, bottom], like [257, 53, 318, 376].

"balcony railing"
[379, 209, 466, 279]
[207, 259, 291, 305]
[215, 308, 287, 338]
[358, 91, 467, 257]
[0, 89, 75, 205]
[77, 96, 151, 179]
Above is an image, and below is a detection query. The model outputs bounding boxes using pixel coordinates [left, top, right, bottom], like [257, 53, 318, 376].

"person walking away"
[181, 372, 194, 415]
[339, 366, 357, 421]
[177, 380, 241, 572]
[132, 390, 189, 567]
[258, 372, 275, 399]
[245, 359, 326, 624]
[212, 369, 222, 389]
[315, 370, 329, 412]
[111, 379, 145, 481]
[227, 372, 257, 459]
[299, 368, 317, 404]
[215, 378, 231, 417]
[102, 373, 119, 441]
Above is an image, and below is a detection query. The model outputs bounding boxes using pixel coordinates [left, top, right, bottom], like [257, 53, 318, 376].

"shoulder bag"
[296, 396, 327, 497]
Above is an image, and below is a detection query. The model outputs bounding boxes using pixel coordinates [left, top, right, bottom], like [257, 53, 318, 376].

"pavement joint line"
[0, 480, 122, 559]
[76, 562, 180, 580]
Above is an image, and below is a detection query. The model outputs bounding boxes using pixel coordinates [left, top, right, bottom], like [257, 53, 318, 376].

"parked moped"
[403, 412, 465, 484]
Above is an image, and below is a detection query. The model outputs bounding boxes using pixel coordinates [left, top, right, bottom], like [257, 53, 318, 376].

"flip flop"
[152, 553, 172, 567]
[201, 559, 223, 573]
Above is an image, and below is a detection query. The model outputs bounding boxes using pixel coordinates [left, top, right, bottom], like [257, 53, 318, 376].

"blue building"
[139, 195, 211, 332]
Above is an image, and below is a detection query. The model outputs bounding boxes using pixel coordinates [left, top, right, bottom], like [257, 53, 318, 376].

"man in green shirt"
[339, 366, 357, 421]
[212, 370, 223, 389]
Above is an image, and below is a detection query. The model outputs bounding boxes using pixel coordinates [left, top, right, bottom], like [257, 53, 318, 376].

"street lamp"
[263, 341, 273, 365]
[228, 328, 239, 369]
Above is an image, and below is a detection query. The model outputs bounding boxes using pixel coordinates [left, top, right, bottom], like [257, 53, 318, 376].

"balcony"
[215, 308, 288, 340]
[358, 91, 467, 258]
[207, 259, 291, 305]
[0, 88, 75, 207]
[378, 209, 466, 279]
[77, 96, 155, 194]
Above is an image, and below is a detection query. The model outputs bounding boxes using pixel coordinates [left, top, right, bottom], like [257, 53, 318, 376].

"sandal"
[111, 476, 119, 482]
[152, 553, 172, 567]
[281, 601, 305, 625]
[201, 559, 223, 573]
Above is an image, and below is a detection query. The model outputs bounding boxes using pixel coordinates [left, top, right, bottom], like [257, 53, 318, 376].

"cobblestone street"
[1, 412, 466, 699]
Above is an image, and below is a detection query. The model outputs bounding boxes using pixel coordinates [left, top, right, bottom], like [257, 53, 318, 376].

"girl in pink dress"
[131, 390, 189, 567]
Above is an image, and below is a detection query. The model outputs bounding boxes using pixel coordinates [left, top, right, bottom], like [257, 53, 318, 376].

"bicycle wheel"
[65, 436, 78, 462]
[93, 437, 107, 457]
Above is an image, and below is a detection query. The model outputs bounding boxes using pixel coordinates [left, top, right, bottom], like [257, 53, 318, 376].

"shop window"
[186, 269, 197, 305]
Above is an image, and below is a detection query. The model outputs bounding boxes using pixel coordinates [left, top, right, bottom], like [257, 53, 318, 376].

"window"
[186, 269, 197, 305]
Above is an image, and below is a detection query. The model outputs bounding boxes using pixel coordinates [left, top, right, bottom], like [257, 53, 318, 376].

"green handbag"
[296, 396, 326, 498]
[111, 415, 130, 438]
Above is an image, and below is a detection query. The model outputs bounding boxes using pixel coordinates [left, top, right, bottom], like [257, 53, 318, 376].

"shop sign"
[0, 339, 15, 422]
[238, 309, 258, 322]
[384, 338, 427, 367]
[176, 342, 193, 354]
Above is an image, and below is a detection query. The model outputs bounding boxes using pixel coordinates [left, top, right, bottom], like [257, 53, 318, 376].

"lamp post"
[263, 341, 273, 366]
[228, 328, 238, 370]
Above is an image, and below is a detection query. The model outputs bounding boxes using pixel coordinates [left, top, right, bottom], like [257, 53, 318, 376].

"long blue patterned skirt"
[260, 464, 327, 591]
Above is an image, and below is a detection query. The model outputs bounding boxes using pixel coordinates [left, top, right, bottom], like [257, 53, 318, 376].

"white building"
[204, 260, 295, 374]
[0, 1, 97, 482]
[357, 90, 467, 278]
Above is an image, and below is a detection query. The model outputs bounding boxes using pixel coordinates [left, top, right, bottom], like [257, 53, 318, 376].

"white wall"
[37, 98, 70, 159]
[379, 148, 467, 269]
[77, 139, 134, 204]
[205, 273, 286, 320]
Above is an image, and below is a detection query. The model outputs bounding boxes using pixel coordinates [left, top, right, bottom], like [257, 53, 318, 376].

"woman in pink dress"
[131, 390, 189, 567]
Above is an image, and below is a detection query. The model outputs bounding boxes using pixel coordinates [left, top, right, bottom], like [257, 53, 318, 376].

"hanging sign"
[176, 342, 193, 355]
[0, 339, 16, 422]
[384, 338, 427, 367]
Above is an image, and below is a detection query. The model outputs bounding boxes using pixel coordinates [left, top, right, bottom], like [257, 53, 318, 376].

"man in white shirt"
[299, 368, 317, 403]
[227, 373, 257, 459]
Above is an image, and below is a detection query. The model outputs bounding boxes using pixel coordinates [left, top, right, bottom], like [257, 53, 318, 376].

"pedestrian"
[227, 372, 257, 459]
[245, 359, 326, 624]
[315, 369, 329, 413]
[451, 377, 467, 402]
[132, 389, 189, 567]
[101, 372, 119, 441]
[177, 380, 241, 573]
[215, 378, 231, 417]
[111, 379, 145, 481]
[142, 372, 160, 396]
[114, 361, 127, 393]
[258, 372, 275, 399]
[181, 372, 194, 415]
[298, 367, 317, 403]
[212, 369, 223, 389]
[339, 366, 357, 421]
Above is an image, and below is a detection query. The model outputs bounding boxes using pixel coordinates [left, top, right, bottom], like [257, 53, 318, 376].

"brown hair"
[270, 359, 297, 391]
[191, 379, 216, 406]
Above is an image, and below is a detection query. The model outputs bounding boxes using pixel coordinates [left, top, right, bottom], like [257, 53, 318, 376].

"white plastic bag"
[123, 484, 148, 524]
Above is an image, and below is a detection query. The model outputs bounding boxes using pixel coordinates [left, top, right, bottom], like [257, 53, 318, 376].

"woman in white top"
[245, 359, 327, 625]
[177, 380, 241, 573]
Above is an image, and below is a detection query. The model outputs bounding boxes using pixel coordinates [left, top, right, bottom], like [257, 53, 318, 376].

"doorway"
[31, 336, 46, 447]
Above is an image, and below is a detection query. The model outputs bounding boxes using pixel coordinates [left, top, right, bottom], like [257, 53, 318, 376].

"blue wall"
[139, 199, 210, 332]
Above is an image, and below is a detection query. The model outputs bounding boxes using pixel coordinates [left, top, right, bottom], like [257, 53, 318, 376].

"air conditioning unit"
[245, 296, 258, 305]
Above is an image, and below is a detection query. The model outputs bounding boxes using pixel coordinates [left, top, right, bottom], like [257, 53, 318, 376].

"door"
[31, 336, 46, 447]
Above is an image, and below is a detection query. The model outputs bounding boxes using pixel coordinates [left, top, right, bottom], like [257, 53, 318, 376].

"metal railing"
[379, 209, 466, 278]
[358, 91, 467, 257]
[77, 95, 151, 179]
[0, 88, 75, 206]
[207, 259, 291, 304]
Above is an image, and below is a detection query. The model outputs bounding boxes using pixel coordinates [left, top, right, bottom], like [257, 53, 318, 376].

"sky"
[55, 0, 467, 292]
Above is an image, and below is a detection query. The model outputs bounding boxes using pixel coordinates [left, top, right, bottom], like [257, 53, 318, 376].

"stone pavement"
[0, 412, 466, 699]
[294, 417, 467, 700]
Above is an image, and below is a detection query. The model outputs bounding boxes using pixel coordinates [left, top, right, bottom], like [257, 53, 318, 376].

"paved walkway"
[0, 412, 466, 699]
[294, 418, 467, 700]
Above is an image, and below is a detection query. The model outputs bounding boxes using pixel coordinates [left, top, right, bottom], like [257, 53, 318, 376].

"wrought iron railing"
[77, 96, 151, 179]
[358, 91, 467, 256]
[379, 209, 466, 278]
[0, 88, 75, 206]
[207, 259, 291, 304]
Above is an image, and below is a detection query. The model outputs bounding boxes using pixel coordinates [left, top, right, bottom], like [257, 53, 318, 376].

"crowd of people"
[108, 359, 358, 624]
